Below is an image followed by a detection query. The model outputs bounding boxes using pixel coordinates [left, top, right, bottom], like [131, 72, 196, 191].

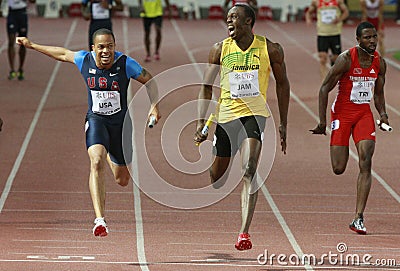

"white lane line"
[171, 19, 313, 271]
[0, 19, 78, 213]
[122, 19, 149, 271]
[269, 22, 400, 204]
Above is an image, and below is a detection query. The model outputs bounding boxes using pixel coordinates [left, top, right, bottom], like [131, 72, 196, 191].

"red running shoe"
[93, 217, 108, 237]
[235, 233, 252, 250]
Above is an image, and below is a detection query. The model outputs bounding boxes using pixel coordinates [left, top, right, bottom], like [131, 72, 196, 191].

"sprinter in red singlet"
[310, 22, 389, 235]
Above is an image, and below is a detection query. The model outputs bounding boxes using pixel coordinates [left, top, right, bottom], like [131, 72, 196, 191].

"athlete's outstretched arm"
[267, 39, 290, 154]
[16, 37, 75, 63]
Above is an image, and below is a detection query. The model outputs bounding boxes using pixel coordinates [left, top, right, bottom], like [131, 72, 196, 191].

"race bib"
[91, 90, 121, 115]
[350, 80, 374, 104]
[229, 70, 260, 99]
[320, 8, 337, 24]
[92, 2, 110, 19]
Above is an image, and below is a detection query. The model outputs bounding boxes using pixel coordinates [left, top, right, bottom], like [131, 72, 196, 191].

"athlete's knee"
[115, 175, 130, 187]
[243, 158, 258, 182]
[90, 156, 106, 172]
[332, 163, 346, 175]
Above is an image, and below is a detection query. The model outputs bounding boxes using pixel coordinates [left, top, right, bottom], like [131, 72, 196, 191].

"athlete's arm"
[267, 39, 290, 154]
[16, 37, 76, 63]
[194, 42, 221, 145]
[360, 0, 367, 22]
[374, 56, 389, 126]
[335, 0, 349, 24]
[136, 68, 161, 123]
[305, 0, 317, 25]
[311, 51, 351, 135]
[112, 0, 124, 12]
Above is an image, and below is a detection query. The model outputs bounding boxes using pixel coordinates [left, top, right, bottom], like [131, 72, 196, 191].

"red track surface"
[1, 17, 400, 271]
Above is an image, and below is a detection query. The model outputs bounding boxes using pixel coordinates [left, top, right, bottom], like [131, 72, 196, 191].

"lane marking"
[0, 19, 78, 213]
[268, 22, 400, 204]
[171, 19, 313, 271]
[122, 19, 149, 271]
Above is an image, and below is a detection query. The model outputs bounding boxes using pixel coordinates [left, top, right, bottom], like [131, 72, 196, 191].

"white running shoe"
[93, 217, 109, 237]
[349, 217, 367, 235]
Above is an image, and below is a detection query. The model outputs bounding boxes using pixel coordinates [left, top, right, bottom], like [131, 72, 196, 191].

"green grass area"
[393, 51, 400, 61]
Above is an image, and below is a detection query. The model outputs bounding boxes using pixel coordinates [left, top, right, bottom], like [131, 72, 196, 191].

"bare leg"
[88, 144, 108, 218]
[239, 138, 261, 233]
[144, 29, 151, 57]
[107, 154, 131, 187]
[18, 45, 26, 72]
[7, 33, 16, 73]
[330, 145, 349, 175]
[318, 51, 329, 81]
[209, 155, 232, 189]
[154, 25, 162, 55]
[354, 140, 375, 219]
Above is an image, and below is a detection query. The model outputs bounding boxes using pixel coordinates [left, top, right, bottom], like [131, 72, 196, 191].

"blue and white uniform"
[74, 50, 143, 165]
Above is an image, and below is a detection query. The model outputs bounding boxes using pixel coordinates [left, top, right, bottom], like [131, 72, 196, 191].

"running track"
[0, 16, 400, 271]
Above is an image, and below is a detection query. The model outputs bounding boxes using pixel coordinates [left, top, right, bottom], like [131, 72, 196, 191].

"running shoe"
[235, 232, 252, 250]
[144, 55, 151, 62]
[349, 217, 367, 235]
[93, 217, 109, 237]
[154, 53, 160, 61]
[8, 71, 16, 80]
[17, 70, 24, 81]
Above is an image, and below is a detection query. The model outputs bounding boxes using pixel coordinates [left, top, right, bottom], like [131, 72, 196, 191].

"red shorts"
[368, 17, 384, 31]
[330, 108, 375, 146]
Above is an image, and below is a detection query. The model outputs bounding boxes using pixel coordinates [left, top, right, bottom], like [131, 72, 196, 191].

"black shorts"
[88, 19, 112, 50]
[213, 115, 266, 157]
[142, 16, 162, 32]
[317, 35, 342, 55]
[85, 114, 132, 165]
[7, 8, 28, 36]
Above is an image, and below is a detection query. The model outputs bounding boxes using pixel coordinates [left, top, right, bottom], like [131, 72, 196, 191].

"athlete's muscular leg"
[354, 140, 375, 219]
[209, 156, 232, 189]
[107, 155, 131, 187]
[330, 145, 349, 175]
[88, 144, 108, 218]
[144, 28, 151, 57]
[18, 44, 26, 71]
[239, 138, 261, 234]
[155, 24, 162, 55]
[318, 51, 329, 80]
[7, 33, 16, 71]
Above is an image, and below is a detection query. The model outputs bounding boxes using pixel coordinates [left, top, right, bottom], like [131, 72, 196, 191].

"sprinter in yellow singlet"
[194, 4, 290, 251]
[139, 0, 171, 62]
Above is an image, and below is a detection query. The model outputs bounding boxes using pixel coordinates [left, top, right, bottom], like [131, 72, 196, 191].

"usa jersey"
[74, 51, 143, 123]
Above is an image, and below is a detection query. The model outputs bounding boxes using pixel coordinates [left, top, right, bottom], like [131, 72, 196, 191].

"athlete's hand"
[16, 37, 33, 49]
[279, 124, 287, 154]
[310, 123, 327, 135]
[148, 105, 161, 127]
[194, 121, 207, 146]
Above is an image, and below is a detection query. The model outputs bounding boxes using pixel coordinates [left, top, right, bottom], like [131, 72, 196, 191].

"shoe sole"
[235, 239, 252, 250]
[93, 225, 108, 237]
[349, 226, 366, 235]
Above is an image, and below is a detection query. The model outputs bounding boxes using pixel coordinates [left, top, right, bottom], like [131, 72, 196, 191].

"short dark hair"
[92, 28, 115, 44]
[356, 21, 375, 37]
[234, 3, 256, 28]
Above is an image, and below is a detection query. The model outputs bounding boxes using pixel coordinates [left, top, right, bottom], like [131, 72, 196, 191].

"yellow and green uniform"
[218, 34, 271, 123]
[141, 0, 163, 18]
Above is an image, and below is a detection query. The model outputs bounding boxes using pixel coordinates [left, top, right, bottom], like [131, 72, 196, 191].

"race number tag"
[91, 90, 121, 115]
[320, 8, 337, 24]
[92, 2, 110, 19]
[350, 80, 374, 104]
[229, 70, 260, 99]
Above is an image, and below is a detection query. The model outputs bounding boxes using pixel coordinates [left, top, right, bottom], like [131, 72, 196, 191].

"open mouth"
[228, 25, 235, 36]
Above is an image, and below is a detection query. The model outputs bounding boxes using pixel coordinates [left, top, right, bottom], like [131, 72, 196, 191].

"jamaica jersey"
[141, 0, 163, 18]
[218, 34, 271, 123]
